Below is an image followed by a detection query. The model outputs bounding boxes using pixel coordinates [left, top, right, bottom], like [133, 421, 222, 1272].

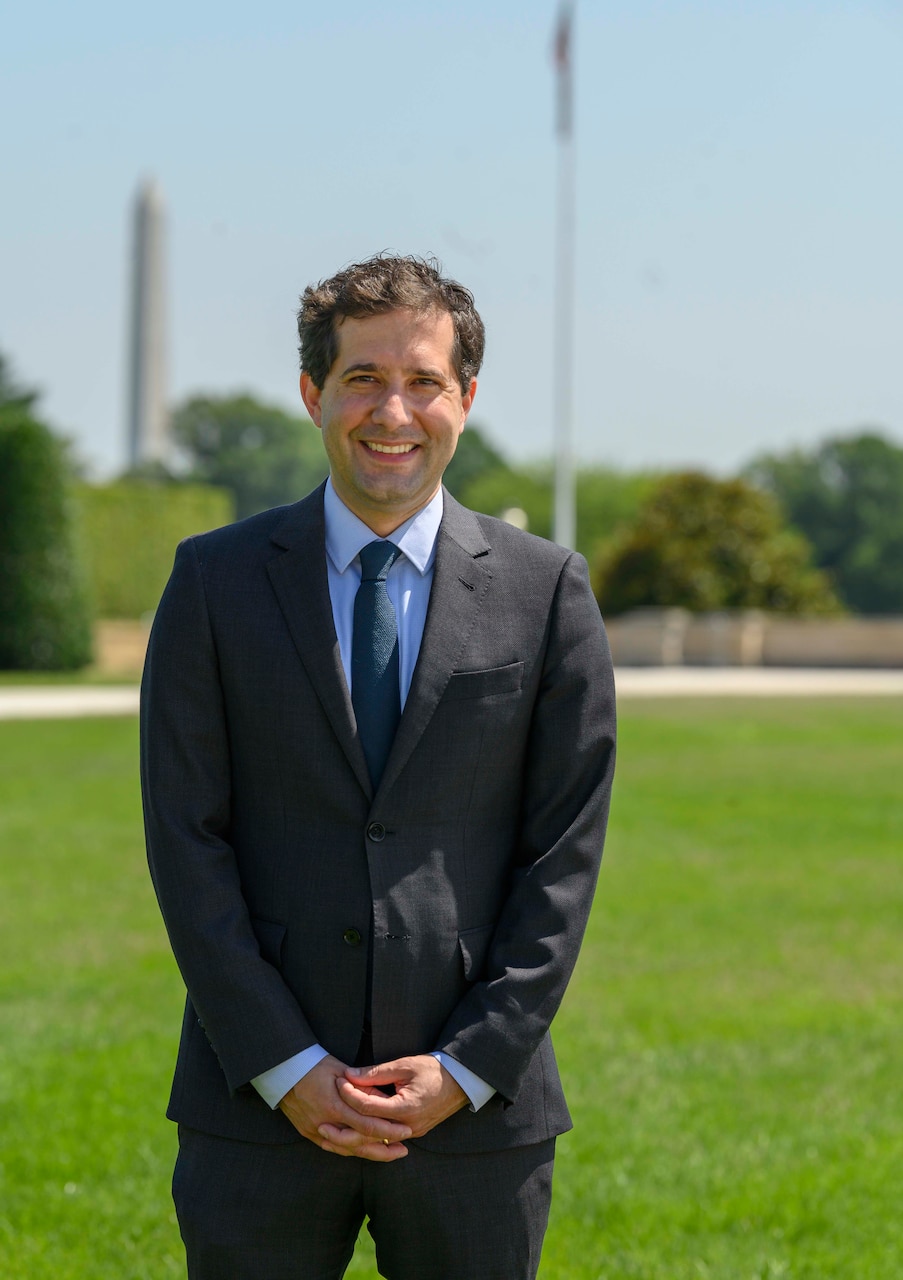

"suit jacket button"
[367, 822, 386, 842]
[343, 928, 362, 947]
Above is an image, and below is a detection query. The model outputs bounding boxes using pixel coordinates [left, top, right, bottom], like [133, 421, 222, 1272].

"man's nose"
[370, 387, 413, 428]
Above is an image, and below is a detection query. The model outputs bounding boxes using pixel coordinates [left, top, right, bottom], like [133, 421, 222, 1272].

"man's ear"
[461, 377, 477, 427]
[300, 372, 322, 428]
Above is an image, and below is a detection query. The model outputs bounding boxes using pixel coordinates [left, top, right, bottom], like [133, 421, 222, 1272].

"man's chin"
[346, 476, 437, 519]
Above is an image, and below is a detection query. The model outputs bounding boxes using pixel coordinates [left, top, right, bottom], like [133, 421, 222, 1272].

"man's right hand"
[277, 1055, 411, 1161]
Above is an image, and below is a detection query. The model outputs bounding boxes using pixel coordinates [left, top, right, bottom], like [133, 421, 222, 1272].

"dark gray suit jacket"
[140, 484, 616, 1154]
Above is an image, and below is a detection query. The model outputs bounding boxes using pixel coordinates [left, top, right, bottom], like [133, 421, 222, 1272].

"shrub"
[76, 482, 233, 619]
[0, 410, 93, 670]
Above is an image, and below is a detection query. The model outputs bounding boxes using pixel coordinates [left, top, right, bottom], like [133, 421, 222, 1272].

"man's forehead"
[333, 308, 455, 361]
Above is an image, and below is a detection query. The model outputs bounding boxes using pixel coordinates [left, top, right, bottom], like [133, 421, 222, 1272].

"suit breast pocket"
[443, 661, 524, 702]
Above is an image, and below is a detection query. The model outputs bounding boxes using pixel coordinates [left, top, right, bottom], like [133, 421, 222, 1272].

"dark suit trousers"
[174, 1126, 555, 1280]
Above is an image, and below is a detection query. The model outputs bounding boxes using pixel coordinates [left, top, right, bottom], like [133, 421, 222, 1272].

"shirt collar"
[323, 477, 443, 576]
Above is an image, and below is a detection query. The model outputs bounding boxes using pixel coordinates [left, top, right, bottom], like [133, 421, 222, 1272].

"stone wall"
[605, 609, 903, 668]
[92, 620, 151, 677]
[94, 611, 903, 675]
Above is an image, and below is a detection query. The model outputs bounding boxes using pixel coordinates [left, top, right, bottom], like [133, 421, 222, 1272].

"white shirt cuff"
[432, 1052, 496, 1112]
[251, 1044, 330, 1109]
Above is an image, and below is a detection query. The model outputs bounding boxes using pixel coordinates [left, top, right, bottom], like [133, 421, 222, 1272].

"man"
[141, 254, 616, 1279]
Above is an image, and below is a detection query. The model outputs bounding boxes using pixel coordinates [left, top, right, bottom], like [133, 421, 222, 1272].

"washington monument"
[126, 178, 168, 468]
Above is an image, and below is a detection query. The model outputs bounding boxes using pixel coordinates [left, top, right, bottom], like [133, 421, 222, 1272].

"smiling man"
[141, 254, 617, 1280]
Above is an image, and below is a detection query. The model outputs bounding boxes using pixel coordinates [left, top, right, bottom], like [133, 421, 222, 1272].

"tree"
[746, 431, 903, 614]
[171, 394, 329, 519]
[0, 396, 93, 670]
[441, 423, 508, 498]
[0, 352, 39, 413]
[593, 471, 842, 617]
[574, 468, 660, 562]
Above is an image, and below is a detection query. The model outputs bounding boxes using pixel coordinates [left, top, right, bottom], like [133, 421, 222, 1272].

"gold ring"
[382, 1138, 390, 1146]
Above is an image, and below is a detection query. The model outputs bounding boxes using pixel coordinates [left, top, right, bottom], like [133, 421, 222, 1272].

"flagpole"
[553, 1, 576, 550]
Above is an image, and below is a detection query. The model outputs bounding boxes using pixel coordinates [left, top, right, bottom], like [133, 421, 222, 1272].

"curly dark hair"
[297, 253, 485, 394]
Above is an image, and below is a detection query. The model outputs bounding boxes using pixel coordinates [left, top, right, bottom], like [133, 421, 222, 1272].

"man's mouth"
[363, 442, 417, 455]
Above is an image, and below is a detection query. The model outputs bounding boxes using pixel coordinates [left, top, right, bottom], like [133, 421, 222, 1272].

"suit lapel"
[379, 493, 492, 796]
[266, 486, 372, 798]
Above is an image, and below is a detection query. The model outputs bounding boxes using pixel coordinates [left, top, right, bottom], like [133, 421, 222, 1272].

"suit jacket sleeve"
[435, 549, 616, 1104]
[140, 537, 317, 1094]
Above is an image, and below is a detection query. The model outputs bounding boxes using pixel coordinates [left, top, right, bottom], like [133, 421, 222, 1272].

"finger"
[318, 1127, 408, 1161]
[341, 1111, 412, 1141]
[322, 1089, 411, 1135]
[337, 1079, 414, 1119]
[354, 1142, 408, 1162]
[345, 1064, 413, 1089]
[318, 1122, 409, 1147]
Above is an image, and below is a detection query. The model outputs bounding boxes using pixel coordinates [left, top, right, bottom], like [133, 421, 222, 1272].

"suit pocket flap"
[458, 923, 495, 980]
[444, 661, 524, 702]
[251, 916, 286, 968]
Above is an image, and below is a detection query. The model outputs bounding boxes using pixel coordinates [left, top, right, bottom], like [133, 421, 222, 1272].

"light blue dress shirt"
[250, 480, 495, 1113]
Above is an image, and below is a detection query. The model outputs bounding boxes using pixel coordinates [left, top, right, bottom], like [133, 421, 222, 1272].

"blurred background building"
[126, 179, 169, 469]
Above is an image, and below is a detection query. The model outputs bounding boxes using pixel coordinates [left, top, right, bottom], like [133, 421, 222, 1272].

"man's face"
[300, 308, 476, 535]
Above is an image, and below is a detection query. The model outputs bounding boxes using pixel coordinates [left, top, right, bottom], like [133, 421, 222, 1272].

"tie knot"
[359, 540, 400, 583]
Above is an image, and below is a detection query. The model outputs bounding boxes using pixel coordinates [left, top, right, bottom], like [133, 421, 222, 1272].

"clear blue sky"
[2, 0, 901, 477]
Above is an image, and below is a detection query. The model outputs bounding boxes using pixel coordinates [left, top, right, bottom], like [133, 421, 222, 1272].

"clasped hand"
[278, 1053, 467, 1162]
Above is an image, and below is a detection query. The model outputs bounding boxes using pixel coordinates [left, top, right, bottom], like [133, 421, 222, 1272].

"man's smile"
[363, 442, 418, 455]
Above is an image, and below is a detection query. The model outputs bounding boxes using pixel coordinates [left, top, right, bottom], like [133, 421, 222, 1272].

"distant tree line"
[159, 391, 899, 617]
[2, 344, 903, 673]
[163, 392, 661, 567]
[745, 433, 903, 616]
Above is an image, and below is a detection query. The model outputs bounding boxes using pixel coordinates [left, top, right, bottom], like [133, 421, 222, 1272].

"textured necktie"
[352, 540, 402, 788]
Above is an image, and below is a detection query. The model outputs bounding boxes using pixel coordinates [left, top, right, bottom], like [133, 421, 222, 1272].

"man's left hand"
[321, 1056, 468, 1149]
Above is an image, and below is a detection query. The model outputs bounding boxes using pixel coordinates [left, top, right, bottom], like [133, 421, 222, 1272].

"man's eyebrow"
[338, 361, 448, 380]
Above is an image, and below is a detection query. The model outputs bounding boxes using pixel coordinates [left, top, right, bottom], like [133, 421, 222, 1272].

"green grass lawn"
[1, 699, 901, 1278]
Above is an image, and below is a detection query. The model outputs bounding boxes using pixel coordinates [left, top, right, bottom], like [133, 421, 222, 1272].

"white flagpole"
[552, 2, 576, 550]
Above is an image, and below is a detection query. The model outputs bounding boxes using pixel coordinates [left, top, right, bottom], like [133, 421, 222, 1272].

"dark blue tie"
[352, 541, 402, 788]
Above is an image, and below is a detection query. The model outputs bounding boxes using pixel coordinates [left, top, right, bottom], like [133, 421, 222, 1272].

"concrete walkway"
[0, 686, 141, 720]
[613, 667, 903, 698]
[1, 668, 902, 721]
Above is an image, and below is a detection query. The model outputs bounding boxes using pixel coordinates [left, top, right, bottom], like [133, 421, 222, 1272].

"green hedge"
[0, 411, 94, 670]
[76, 482, 233, 619]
